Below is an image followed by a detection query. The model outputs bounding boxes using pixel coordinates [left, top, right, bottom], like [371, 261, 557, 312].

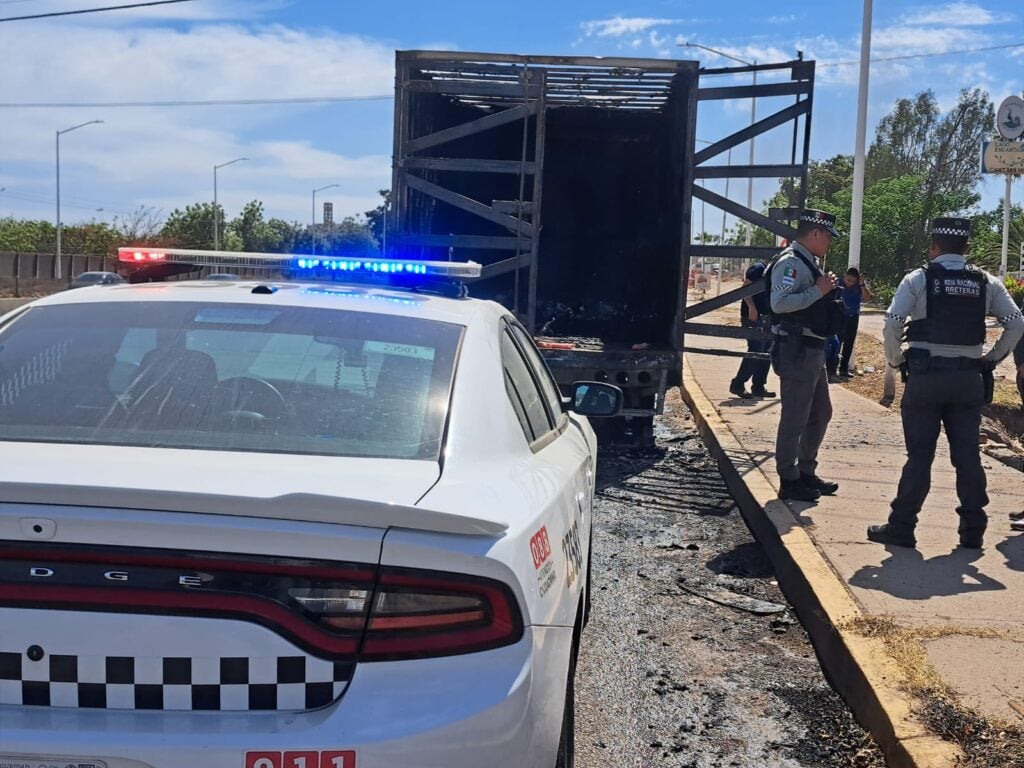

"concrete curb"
[680, 362, 962, 768]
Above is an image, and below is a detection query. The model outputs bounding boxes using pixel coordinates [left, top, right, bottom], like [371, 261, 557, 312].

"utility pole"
[848, 0, 874, 269]
[56, 120, 103, 280]
[213, 157, 248, 250]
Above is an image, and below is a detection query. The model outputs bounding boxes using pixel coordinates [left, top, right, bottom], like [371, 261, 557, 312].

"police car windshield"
[0, 301, 461, 460]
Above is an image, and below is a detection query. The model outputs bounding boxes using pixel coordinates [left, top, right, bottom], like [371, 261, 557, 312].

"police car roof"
[25, 279, 493, 327]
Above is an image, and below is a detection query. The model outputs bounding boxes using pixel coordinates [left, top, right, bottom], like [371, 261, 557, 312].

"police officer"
[868, 217, 1024, 549]
[769, 209, 844, 501]
[729, 256, 776, 399]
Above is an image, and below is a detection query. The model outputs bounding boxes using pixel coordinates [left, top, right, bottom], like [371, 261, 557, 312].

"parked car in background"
[68, 271, 125, 289]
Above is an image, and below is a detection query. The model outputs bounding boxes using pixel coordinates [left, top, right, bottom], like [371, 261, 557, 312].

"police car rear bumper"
[0, 627, 572, 768]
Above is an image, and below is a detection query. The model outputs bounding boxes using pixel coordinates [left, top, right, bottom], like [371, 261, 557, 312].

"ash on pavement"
[575, 402, 885, 768]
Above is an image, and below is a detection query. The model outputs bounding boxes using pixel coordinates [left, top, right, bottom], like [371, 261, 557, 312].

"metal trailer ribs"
[389, 51, 815, 434]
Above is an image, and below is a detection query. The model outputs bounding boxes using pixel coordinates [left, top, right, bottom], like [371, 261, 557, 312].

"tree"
[162, 202, 225, 250]
[972, 203, 1024, 273]
[819, 175, 977, 286]
[298, 216, 378, 257]
[231, 200, 269, 253]
[113, 206, 165, 244]
[775, 154, 855, 209]
[867, 91, 939, 183]
[866, 89, 993, 266]
[364, 189, 391, 252]
[0, 218, 55, 252]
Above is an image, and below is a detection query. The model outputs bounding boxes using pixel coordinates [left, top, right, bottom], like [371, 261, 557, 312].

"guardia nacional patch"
[781, 265, 797, 287]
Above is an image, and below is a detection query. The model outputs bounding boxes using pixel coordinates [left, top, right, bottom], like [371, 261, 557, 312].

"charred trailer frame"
[390, 52, 694, 435]
[390, 51, 815, 442]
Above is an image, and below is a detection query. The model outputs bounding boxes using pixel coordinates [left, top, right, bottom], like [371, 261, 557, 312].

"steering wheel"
[213, 377, 287, 423]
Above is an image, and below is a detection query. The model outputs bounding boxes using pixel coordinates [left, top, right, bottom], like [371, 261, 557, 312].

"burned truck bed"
[389, 52, 696, 427]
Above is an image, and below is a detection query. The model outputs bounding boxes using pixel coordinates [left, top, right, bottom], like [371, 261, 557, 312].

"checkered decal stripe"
[931, 227, 971, 236]
[0, 652, 352, 711]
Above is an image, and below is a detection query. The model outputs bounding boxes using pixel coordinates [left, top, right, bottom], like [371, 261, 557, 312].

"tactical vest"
[906, 263, 987, 346]
[765, 248, 844, 337]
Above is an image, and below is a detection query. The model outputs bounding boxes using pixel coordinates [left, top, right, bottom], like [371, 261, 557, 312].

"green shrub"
[1004, 276, 1024, 308]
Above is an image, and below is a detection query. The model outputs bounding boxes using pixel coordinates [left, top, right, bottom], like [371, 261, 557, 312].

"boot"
[867, 524, 916, 548]
[801, 473, 839, 495]
[779, 477, 821, 502]
[729, 379, 751, 398]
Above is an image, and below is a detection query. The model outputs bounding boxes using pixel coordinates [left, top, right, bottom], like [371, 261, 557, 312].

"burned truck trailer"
[389, 51, 816, 437]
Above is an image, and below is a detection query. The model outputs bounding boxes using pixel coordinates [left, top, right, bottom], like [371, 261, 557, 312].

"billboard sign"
[981, 140, 1024, 174]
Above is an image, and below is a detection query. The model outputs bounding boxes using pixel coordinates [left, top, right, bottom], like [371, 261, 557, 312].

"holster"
[905, 348, 931, 375]
[982, 362, 995, 404]
[772, 323, 807, 374]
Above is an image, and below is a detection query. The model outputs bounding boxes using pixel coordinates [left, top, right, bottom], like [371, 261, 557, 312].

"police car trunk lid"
[0, 443, 502, 713]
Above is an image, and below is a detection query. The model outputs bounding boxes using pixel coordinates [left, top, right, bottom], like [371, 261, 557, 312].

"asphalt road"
[574, 397, 885, 768]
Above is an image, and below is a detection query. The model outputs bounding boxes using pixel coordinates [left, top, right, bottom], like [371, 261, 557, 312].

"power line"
[819, 41, 1024, 68]
[1, 189, 134, 216]
[0, 0, 197, 22]
[0, 94, 395, 108]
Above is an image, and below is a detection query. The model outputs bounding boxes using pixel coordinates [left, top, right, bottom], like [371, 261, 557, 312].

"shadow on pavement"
[849, 546, 1005, 600]
[996, 533, 1024, 572]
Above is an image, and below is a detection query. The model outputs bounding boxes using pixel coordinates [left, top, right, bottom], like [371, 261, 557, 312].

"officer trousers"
[888, 370, 989, 537]
[774, 344, 832, 481]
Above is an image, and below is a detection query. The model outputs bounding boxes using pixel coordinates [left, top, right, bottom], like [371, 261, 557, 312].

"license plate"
[0, 758, 107, 768]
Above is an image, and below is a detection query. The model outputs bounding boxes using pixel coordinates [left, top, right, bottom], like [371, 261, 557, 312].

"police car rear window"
[0, 302, 462, 460]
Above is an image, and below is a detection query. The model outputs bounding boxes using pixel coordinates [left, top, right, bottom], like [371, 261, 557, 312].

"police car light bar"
[117, 247, 483, 279]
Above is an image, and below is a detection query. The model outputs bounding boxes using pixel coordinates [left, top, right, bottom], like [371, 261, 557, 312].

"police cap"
[928, 217, 972, 238]
[798, 209, 841, 237]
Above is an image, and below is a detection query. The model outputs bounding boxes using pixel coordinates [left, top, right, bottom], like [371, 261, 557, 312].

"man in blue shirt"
[838, 267, 872, 378]
[729, 258, 776, 399]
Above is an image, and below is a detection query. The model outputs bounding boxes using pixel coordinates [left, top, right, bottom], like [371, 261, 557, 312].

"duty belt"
[904, 350, 981, 373]
[922, 356, 982, 372]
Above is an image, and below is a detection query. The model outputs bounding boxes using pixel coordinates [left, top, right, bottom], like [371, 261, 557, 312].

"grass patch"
[846, 617, 1024, 767]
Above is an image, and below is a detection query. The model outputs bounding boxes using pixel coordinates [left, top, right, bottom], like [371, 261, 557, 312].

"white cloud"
[580, 17, 680, 38]
[901, 2, 1013, 27]
[0, 23, 394, 102]
[0, 21, 396, 223]
[870, 25, 977, 56]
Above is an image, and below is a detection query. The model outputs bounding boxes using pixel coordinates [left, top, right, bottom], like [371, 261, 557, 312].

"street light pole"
[213, 157, 248, 250]
[311, 184, 340, 257]
[848, 0, 874, 269]
[681, 43, 757, 254]
[56, 120, 103, 280]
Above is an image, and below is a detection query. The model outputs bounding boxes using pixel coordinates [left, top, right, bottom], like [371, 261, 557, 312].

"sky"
[0, 0, 1022, 238]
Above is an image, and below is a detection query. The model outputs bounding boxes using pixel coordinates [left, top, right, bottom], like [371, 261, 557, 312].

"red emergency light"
[118, 248, 166, 262]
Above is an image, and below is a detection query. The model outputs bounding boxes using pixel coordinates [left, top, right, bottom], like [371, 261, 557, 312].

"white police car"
[0, 249, 622, 768]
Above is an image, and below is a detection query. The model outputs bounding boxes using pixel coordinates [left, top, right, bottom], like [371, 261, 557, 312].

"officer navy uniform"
[870, 217, 1024, 548]
[769, 209, 845, 501]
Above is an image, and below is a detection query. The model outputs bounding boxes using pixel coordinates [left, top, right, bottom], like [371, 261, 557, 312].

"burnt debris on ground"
[574, 401, 885, 768]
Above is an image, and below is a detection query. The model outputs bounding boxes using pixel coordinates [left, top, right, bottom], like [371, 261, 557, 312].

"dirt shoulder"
[840, 332, 1024, 472]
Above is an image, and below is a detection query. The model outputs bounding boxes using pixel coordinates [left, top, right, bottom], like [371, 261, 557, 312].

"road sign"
[996, 95, 1024, 140]
[981, 140, 1024, 174]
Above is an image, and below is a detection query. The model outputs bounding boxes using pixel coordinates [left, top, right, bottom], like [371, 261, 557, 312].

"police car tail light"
[359, 568, 523, 660]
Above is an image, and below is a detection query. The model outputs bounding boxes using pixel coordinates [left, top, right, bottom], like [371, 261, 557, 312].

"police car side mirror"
[569, 381, 623, 418]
